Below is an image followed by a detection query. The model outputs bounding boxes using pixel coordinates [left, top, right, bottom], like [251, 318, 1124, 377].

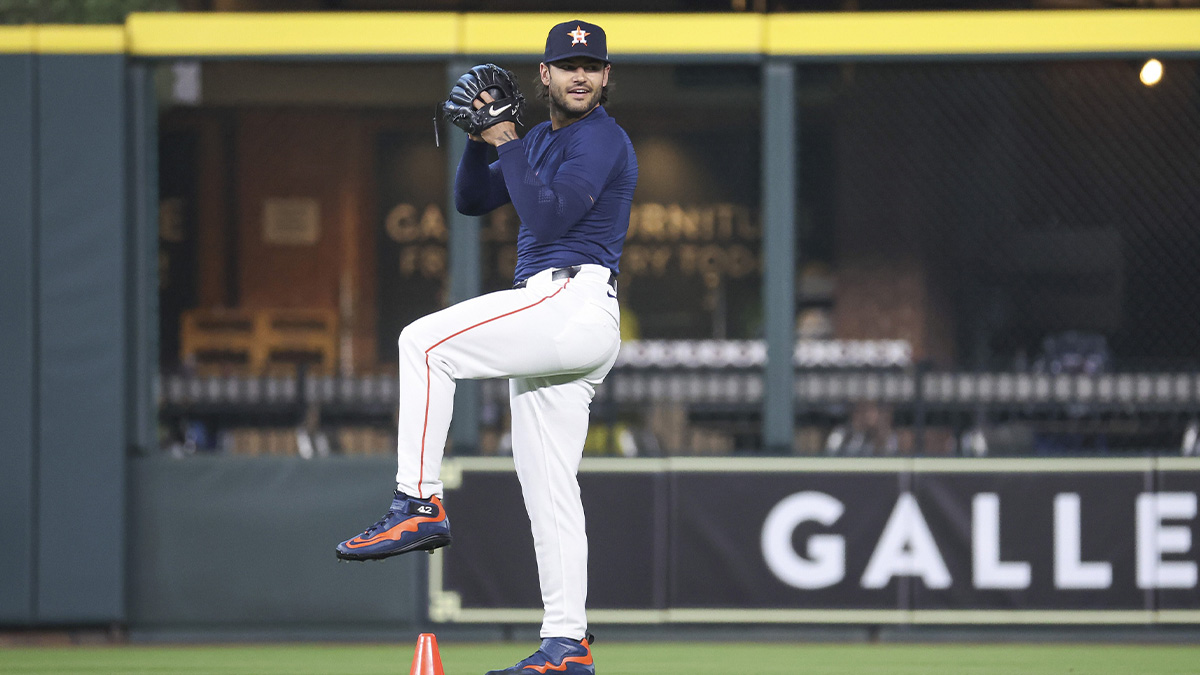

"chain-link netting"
[822, 59, 1200, 371]
[799, 59, 1200, 458]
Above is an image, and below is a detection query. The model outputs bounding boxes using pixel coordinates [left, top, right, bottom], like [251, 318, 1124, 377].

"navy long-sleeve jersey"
[453, 106, 638, 283]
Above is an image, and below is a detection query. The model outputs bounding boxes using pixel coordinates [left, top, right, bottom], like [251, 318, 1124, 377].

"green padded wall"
[35, 53, 128, 623]
[128, 457, 422, 632]
[0, 53, 37, 625]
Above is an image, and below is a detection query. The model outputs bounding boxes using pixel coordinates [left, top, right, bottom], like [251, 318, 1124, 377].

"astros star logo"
[568, 26, 589, 46]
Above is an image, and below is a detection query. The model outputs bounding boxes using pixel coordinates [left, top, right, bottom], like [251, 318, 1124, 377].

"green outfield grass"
[2, 642, 1199, 675]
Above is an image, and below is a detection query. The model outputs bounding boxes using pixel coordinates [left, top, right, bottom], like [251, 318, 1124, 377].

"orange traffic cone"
[410, 633, 445, 675]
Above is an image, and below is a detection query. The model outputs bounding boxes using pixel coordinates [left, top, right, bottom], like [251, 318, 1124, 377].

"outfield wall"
[0, 31, 131, 626]
[120, 456, 1200, 635]
[127, 456, 424, 634]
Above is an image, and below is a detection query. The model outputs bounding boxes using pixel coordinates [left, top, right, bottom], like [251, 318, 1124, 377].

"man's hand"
[473, 91, 518, 147]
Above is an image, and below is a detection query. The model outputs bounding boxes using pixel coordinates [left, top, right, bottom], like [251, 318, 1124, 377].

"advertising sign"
[430, 458, 1200, 624]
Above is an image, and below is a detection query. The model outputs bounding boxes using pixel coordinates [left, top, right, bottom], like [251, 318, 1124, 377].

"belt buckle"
[551, 266, 581, 282]
[515, 266, 618, 291]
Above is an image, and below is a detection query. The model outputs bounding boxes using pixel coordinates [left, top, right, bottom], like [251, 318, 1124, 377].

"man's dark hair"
[533, 74, 610, 106]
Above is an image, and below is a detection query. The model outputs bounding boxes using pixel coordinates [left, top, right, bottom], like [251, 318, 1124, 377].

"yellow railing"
[2, 10, 1200, 57]
[0, 24, 125, 53]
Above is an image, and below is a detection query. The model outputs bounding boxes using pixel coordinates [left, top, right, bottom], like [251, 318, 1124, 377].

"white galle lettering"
[761, 492, 845, 589]
[1137, 492, 1198, 589]
[861, 493, 951, 590]
[1054, 493, 1112, 589]
[759, 489, 1199, 594]
[973, 493, 1031, 590]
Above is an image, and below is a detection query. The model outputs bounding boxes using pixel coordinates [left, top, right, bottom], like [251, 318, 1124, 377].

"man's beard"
[549, 85, 600, 120]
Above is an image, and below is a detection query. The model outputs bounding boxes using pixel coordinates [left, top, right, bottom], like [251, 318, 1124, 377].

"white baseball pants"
[394, 263, 620, 640]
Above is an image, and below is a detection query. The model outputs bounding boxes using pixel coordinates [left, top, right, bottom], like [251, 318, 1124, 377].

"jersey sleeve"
[454, 138, 511, 216]
[496, 125, 626, 243]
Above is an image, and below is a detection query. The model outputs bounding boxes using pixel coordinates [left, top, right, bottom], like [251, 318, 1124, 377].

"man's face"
[540, 57, 610, 118]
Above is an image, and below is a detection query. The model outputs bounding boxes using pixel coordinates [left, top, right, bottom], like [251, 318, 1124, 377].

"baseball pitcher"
[336, 19, 637, 675]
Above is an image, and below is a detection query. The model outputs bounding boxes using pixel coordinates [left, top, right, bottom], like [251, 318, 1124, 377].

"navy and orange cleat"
[335, 491, 451, 561]
[485, 635, 595, 675]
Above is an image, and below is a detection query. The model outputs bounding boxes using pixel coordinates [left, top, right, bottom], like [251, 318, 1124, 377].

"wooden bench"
[180, 308, 261, 375]
[180, 307, 338, 375]
[259, 308, 339, 375]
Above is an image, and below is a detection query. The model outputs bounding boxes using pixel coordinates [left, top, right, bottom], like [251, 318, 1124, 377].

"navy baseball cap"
[543, 20, 610, 65]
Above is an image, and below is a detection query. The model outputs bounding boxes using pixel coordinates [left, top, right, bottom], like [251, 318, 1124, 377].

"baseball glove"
[441, 64, 526, 136]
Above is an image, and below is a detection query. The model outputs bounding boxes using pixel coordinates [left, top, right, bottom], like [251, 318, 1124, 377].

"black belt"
[513, 266, 617, 292]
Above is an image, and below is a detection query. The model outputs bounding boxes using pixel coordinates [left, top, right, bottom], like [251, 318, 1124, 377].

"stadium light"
[1140, 58, 1164, 87]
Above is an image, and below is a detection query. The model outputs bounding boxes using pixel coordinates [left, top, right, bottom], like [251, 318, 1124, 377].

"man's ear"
[540, 62, 551, 87]
[601, 64, 611, 88]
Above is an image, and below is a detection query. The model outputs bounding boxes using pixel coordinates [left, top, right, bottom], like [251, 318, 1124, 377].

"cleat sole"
[335, 533, 451, 562]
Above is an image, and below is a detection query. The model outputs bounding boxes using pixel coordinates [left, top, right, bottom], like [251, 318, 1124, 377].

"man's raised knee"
[398, 322, 428, 354]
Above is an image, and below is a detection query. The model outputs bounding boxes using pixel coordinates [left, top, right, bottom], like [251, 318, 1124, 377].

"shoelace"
[363, 506, 401, 536]
[362, 492, 410, 536]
